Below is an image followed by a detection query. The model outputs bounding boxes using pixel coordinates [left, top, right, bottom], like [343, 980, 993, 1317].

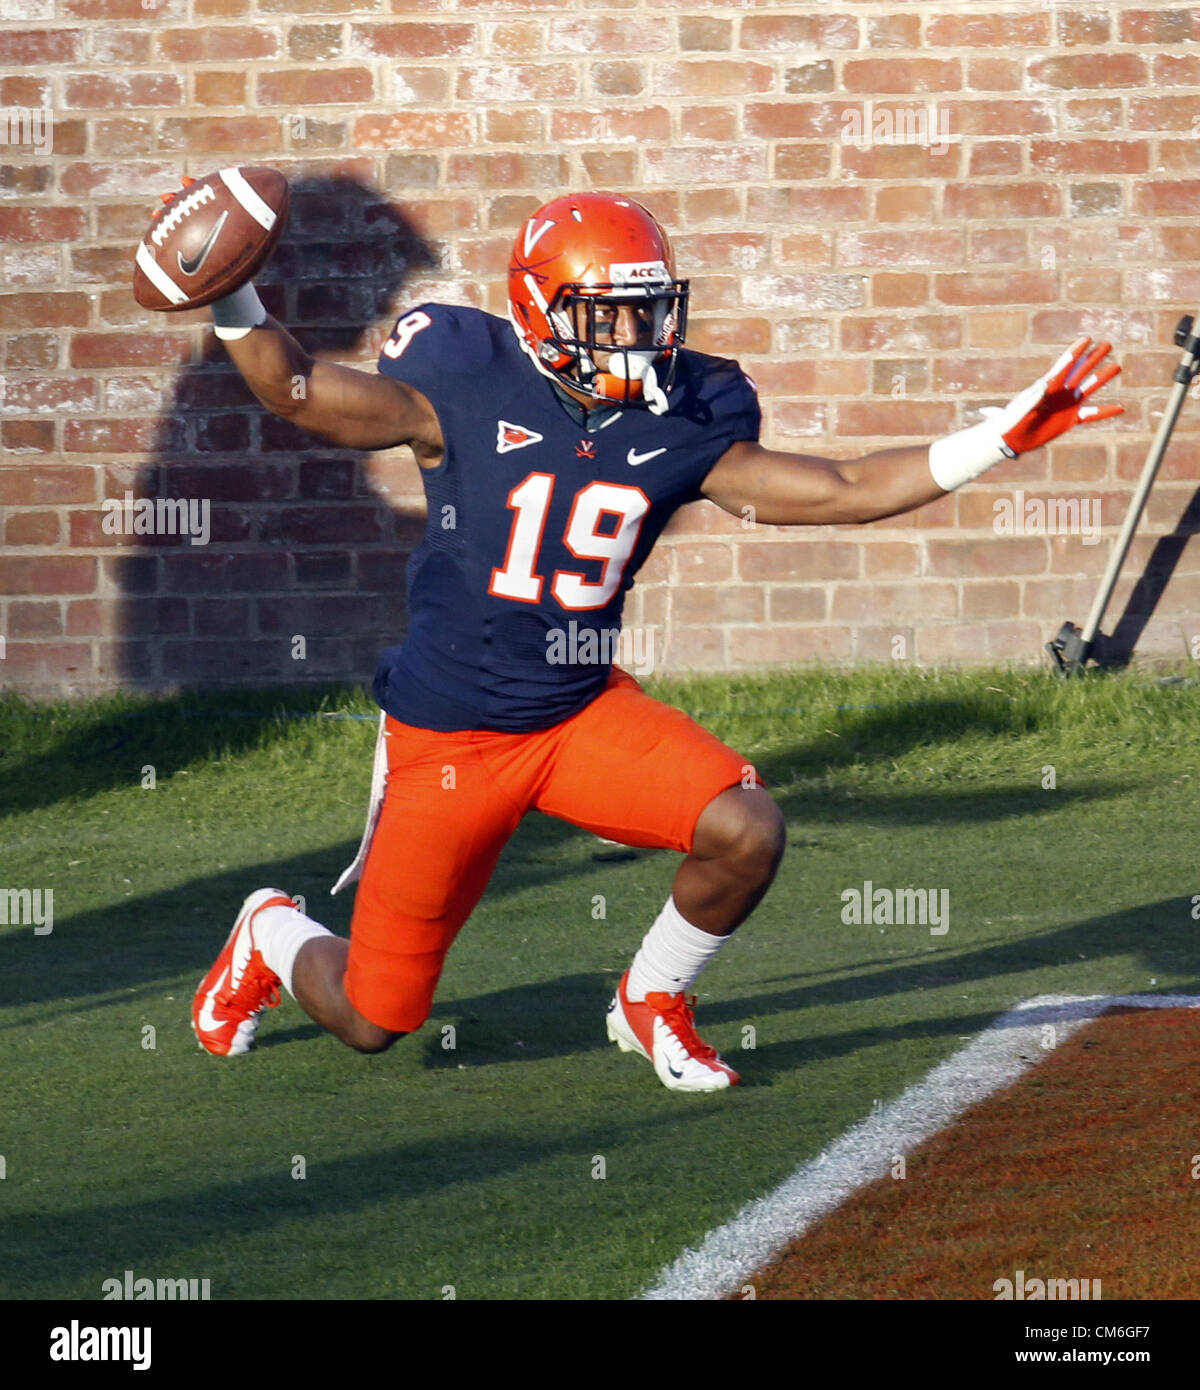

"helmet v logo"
[523, 218, 556, 258]
[496, 421, 544, 454]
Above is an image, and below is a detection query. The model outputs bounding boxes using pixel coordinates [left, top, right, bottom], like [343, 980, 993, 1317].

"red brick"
[745, 101, 860, 141]
[160, 117, 279, 154]
[673, 586, 764, 625]
[1028, 54, 1147, 90]
[873, 188, 935, 224]
[968, 142, 1023, 177]
[1031, 139, 1149, 175]
[839, 230, 963, 269]
[0, 556, 97, 595]
[839, 144, 962, 182]
[934, 271, 1057, 307]
[740, 14, 859, 51]
[67, 598, 188, 637]
[737, 540, 859, 583]
[355, 112, 473, 149]
[158, 24, 280, 60]
[927, 538, 1048, 578]
[843, 59, 961, 93]
[258, 68, 373, 105]
[1153, 54, 1200, 87]
[645, 147, 765, 184]
[730, 624, 853, 665]
[0, 643, 94, 682]
[774, 145, 831, 181]
[0, 207, 86, 243]
[681, 106, 738, 142]
[5, 511, 60, 546]
[456, 63, 577, 102]
[841, 316, 961, 353]
[447, 152, 568, 188]
[64, 73, 183, 108]
[550, 15, 670, 53]
[687, 319, 771, 356]
[871, 273, 928, 308]
[942, 100, 1054, 137]
[7, 601, 63, 639]
[484, 109, 543, 144]
[70, 335, 191, 369]
[747, 186, 867, 225]
[1056, 10, 1111, 45]
[194, 72, 247, 106]
[943, 183, 1061, 219]
[60, 162, 181, 197]
[838, 401, 956, 437]
[654, 61, 773, 97]
[766, 586, 828, 623]
[5, 332, 58, 370]
[0, 293, 91, 331]
[1, 376, 100, 415]
[1136, 181, 1200, 217]
[927, 13, 1049, 45]
[1120, 9, 1199, 44]
[0, 30, 82, 63]
[350, 22, 474, 57]
[1, 422, 57, 457]
[832, 581, 957, 623]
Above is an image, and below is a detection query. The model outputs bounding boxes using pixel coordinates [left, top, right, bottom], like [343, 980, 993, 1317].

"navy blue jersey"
[372, 304, 760, 732]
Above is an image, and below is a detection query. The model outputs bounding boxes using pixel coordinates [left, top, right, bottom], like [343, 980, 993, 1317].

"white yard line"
[643, 993, 1200, 1301]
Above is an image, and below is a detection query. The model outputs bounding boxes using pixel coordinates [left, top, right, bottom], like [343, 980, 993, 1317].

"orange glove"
[929, 337, 1123, 491]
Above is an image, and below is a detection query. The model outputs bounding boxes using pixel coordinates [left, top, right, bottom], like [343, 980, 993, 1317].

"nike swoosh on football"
[627, 447, 666, 466]
[177, 210, 229, 277]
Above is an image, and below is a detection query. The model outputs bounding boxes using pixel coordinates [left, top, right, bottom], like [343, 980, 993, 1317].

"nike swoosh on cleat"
[178, 210, 229, 276]
[626, 447, 666, 467]
[196, 968, 229, 1034]
[667, 1061, 684, 1079]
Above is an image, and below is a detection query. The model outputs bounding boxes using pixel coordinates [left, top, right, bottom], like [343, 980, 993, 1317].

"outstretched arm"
[214, 286, 442, 461]
[702, 337, 1122, 526]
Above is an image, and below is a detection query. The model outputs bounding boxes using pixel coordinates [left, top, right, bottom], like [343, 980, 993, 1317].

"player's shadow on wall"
[112, 175, 436, 690]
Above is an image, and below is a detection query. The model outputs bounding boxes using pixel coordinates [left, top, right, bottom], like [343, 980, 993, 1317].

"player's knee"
[345, 1019, 407, 1054]
[697, 786, 786, 883]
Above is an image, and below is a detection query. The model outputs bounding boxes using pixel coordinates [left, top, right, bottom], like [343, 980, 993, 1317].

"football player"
[190, 192, 1122, 1090]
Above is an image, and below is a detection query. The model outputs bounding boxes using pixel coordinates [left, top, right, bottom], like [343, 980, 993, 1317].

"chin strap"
[608, 352, 671, 415]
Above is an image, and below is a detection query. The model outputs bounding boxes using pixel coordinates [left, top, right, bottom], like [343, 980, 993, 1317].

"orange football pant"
[345, 668, 759, 1032]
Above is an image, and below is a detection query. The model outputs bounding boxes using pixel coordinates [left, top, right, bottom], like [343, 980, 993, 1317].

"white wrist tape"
[928, 418, 1015, 492]
[211, 282, 267, 341]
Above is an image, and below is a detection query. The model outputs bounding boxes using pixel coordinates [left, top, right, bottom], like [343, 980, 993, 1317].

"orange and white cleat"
[606, 970, 740, 1092]
[191, 888, 293, 1056]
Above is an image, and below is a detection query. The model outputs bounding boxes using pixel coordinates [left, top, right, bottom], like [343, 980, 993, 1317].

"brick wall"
[2, 4, 1199, 696]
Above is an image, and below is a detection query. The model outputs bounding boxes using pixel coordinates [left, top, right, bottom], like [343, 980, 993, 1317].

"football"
[132, 165, 290, 313]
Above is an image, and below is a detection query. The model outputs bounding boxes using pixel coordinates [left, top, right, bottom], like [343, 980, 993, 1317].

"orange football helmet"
[507, 193, 689, 413]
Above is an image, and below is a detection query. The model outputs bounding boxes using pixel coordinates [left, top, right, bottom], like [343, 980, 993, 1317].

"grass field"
[2, 665, 1197, 1300]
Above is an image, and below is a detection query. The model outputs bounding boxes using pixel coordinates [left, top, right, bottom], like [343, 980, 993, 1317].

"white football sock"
[252, 902, 334, 998]
[625, 896, 730, 1001]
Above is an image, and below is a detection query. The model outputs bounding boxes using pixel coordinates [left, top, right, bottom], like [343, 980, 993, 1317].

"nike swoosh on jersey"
[626, 447, 666, 466]
[177, 210, 229, 277]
